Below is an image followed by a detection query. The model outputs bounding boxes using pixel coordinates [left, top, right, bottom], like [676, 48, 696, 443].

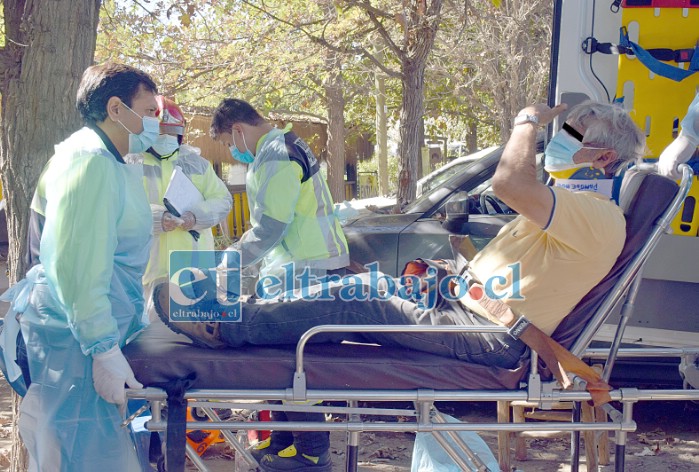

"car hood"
[342, 211, 420, 229]
[335, 198, 399, 226]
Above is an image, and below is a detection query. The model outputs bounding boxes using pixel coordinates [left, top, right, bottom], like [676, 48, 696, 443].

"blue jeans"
[220, 277, 527, 370]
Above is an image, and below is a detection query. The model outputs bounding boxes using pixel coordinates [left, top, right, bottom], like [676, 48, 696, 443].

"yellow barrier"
[227, 191, 250, 239]
[219, 183, 356, 241]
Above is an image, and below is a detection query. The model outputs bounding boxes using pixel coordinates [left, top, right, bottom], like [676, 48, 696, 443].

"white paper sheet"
[163, 166, 204, 215]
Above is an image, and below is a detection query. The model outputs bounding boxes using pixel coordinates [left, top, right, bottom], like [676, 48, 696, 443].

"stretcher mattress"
[123, 320, 527, 391]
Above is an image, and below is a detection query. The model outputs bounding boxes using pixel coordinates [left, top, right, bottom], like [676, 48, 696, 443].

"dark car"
[343, 139, 545, 276]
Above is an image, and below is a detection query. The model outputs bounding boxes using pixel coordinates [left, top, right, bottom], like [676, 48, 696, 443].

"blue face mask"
[544, 130, 585, 172]
[119, 102, 160, 154]
[151, 134, 180, 158]
[230, 131, 255, 164]
[230, 146, 254, 164]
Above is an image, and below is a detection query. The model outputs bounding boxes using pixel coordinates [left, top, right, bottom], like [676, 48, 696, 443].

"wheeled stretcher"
[124, 165, 699, 472]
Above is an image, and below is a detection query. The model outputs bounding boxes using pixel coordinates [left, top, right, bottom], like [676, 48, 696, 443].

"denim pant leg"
[220, 284, 526, 369]
[438, 302, 528, 369]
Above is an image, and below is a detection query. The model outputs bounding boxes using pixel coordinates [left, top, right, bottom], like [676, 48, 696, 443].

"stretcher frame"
[125, 165, 699, 472]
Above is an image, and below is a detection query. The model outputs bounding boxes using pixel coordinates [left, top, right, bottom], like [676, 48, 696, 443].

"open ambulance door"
[549, 0, 699, 348]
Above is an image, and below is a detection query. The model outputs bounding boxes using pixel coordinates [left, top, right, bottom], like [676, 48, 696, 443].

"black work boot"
[251, 408, 293, 463]
[258, 444, 331, 472]
[251, 431, 293, 463]
[153, 283, 228, 348]
[258, 411, 331, 471]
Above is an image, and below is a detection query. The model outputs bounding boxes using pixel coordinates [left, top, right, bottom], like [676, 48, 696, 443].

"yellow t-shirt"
[460, 187, 626, 335]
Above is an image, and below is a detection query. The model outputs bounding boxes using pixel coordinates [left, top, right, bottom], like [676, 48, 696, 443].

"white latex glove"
[658, 133, 696, 179]
[658, 93, 699, 179]
[162, 211, 184, 232]
[92, 346, 143, 406]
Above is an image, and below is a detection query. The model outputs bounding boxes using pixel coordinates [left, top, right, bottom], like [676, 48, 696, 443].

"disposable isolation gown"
[14, 126, 151, 472]
[240, 125, 349, 279]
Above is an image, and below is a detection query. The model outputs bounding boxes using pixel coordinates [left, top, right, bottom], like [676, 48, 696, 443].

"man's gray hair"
[567, 101, 646, 165]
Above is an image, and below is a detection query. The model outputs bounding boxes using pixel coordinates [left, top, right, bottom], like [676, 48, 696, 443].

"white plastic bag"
[411, 413, 500, 472]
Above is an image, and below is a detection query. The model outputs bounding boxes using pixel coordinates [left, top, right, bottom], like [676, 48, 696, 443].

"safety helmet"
[155, 95, 186, 136]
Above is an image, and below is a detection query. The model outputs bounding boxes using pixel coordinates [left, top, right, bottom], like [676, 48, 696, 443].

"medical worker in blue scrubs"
[11, 62, 157, 471]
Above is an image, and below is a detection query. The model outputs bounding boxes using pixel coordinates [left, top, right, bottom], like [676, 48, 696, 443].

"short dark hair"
[210, 99, 265, 138]
[76, 62, 158, 125]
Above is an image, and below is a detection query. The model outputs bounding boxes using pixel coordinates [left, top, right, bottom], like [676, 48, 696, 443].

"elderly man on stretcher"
[155, 100, 647, 470]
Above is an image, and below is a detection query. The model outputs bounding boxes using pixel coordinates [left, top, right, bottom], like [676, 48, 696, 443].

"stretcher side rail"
[585, 347, 699, 358]
[293, 324, 509, 400]
[125, 385, 699, 469]
[127, 385, 699, 405]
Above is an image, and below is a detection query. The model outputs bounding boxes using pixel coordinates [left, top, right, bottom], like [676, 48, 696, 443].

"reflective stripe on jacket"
[240, 126, 349, 277]
[142, 144, 232, 284]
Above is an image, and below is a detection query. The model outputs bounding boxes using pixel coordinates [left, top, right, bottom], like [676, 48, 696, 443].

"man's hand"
[516, 103, 568, 128]
[181, 211, 196, 231]
[162, 211, 184, 232]
[92, 346, 143, 406]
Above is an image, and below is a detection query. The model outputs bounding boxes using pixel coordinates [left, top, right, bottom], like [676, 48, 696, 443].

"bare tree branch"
[351, 0, 404, 60]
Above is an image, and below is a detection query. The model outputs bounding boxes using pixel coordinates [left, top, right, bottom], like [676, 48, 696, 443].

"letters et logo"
[168, 250, 242, 322]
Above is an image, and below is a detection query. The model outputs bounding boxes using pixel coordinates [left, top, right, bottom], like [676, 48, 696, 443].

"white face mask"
[151, 134, 180, 158]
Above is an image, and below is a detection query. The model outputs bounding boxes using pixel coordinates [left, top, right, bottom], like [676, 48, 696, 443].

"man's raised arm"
[492, 103, 568, 228]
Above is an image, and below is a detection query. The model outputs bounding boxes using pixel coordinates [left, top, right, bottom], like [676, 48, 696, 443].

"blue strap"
[619, 28, 699, 82]
[611, 168, 626, 205]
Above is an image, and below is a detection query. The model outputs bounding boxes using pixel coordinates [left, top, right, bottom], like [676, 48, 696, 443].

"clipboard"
[163, 167, 203, 241]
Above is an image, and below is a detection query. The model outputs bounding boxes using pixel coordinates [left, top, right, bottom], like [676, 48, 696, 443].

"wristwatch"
[513, 113, 539, 127]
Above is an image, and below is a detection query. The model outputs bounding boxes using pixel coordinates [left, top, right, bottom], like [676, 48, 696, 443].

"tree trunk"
[395, 0, 443, 206]
[397, 59, 426, 206]
[375, 72, 389, 196]
[323, 53, 346, 203]
[0, 1, 102, 470]
[467, 120, 478, 153]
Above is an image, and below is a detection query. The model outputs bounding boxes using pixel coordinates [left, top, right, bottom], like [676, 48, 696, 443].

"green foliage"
[94, 0, 551, 174]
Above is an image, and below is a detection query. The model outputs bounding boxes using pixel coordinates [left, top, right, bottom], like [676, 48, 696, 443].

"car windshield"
[447, 142, 468, 160]
[418, 146, 498, 196]
[403, 147, 504, 214]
